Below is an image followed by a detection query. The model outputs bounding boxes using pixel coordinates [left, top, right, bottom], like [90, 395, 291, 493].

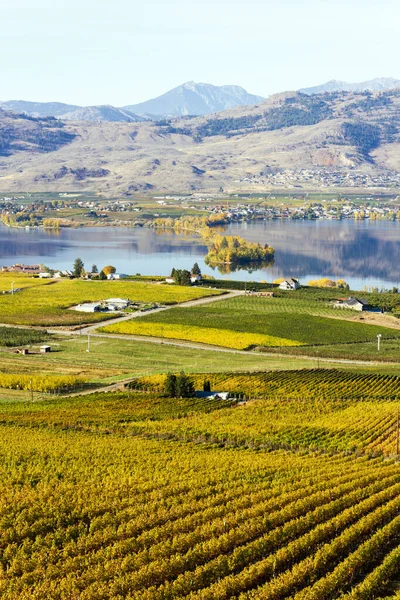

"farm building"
[104, 298, 130, 310]
[336, 297, 368, 311]
[75, 302, 102, 313]
[107, 273, 128, 280]
[279, 278, 300, 291]
[39, 272, 52, 278]
[190, 274, 202, 284]
[40, 345, 51, 353]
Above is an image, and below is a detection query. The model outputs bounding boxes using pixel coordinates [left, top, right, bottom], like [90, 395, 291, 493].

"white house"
[336, 297, 368, 312]
[38, 272, 52, 278]
[107, 273, 128, 280]
[279, 278, 300, 291]
[190, 274, 202, 284]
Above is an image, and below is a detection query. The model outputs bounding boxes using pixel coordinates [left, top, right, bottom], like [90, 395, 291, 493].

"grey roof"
[345, 296, 367, 306]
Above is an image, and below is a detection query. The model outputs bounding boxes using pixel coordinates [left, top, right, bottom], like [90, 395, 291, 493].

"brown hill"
[1, 90, 400, 194]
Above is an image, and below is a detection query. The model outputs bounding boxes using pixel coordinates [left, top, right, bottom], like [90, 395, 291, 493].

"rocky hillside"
[1, 90, 400, 194]
[0, 109, 76, 156]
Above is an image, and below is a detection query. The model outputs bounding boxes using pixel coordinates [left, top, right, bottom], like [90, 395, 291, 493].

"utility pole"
[377, 334, 382, 351]
[11, 281, 15, 295]
[86, 334, 90, 353]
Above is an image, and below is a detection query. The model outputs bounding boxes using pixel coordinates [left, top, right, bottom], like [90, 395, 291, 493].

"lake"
[1, 220, 400, 290]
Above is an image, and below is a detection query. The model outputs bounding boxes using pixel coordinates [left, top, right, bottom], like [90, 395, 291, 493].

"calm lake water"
[1, 220, 400, 290]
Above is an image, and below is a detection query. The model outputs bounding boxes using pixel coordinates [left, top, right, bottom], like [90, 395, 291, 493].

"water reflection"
[0, 220, 399, 289]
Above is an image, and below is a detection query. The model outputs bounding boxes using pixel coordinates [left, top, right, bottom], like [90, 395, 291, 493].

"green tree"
[203, 379, 211, 392]
[176, 372, 195, 398]
[99, 270, 107, 280]
[165, 373, 177, 397]
[73, 257, 84, 278]
[91, 264, 98, 274]
[173, 269, 191, 286]
[192, 262, 201, 275]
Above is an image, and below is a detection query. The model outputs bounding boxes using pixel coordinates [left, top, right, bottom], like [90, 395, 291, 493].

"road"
[52, 290, 244, 334]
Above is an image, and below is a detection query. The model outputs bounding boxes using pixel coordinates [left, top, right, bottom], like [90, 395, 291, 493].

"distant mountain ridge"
[123, 81, 265, 117]
[0, 100, 144, 123]
[300, 77, 400, 95]
[3, 78, 400, 123]
[0, 82, 265, 122]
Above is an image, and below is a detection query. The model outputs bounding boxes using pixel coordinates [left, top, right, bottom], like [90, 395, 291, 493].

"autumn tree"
[102, 265, 116, 276]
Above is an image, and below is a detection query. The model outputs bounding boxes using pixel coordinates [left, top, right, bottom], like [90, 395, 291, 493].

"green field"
[0, 388, 399, 598]
[0, 275, 221, 326]
[103, 295, 400, 349]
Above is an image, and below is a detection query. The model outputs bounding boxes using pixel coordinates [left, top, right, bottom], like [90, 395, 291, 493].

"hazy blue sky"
[2, 0, 399, 105]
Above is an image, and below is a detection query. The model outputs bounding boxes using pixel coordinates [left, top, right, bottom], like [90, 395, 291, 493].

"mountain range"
[2, 78, 400, 123]
[0, 82, 265, 122]
[1, 87, 400, 195]
[299, 77, 400, 95]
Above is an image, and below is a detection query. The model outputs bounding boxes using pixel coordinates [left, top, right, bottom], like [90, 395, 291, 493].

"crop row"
[131, 369, 400, 400]
[3, 424, 400, 599]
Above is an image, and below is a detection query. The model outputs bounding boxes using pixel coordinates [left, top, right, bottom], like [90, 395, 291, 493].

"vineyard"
[103, 321, 303, 349]
[0, 373, 86, 392]
[0, 326, 49, 347]
[0, 389, 399, 598]
[126, 370, 400, 456]
[104, 295, 400, 348]
[0, 276, 221, 326]
[131, 368, 400, 401]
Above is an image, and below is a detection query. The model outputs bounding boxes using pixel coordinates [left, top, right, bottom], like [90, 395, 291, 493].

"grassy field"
[0, 272, 52, 292]
[0, 276, 221, 326]
[102, 295, 400, 349]
[0, 335, 355, 402]
[0, 389, 399, 598]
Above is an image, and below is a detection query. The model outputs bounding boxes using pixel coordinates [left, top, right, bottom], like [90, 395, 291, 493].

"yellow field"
[102, 321, 303, 350]
[0, 272, 51, 292]
[0, 276, 221, 325]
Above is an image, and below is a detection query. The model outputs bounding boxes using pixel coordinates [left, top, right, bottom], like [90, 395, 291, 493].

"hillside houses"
[279, 278, 300, 291]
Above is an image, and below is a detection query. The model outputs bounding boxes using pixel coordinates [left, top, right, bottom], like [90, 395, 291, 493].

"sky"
[2, 0, 400, 106]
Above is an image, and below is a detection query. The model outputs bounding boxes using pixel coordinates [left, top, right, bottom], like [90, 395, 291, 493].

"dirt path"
[65, 377, 138, 398]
